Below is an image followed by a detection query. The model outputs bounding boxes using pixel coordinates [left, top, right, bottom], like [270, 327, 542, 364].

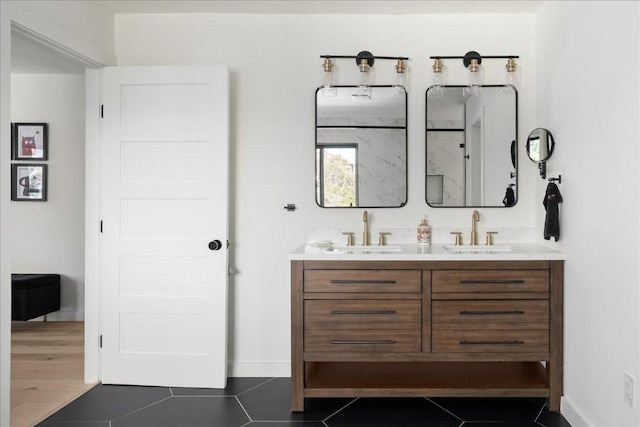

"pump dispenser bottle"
[417, 216, 431, 246]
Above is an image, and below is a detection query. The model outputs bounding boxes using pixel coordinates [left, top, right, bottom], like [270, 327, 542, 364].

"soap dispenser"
[417, 216, 431, 246]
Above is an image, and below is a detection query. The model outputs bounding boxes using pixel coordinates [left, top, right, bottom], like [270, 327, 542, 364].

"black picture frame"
[12, 122, 48, 160]
[11, 164, 48, 201]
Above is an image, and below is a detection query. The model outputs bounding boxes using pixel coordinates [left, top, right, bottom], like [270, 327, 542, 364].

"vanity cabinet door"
[304, 270, 421, 293]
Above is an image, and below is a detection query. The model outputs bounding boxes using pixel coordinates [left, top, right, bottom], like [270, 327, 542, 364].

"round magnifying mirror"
[526, 128, 555, 163]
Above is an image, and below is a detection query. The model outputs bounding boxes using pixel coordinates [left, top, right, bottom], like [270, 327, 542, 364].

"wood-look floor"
[10, 321, 97, 427]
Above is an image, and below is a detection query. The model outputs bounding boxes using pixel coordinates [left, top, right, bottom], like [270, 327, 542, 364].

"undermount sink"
[444, 245, 512, 253]
[325, 245, 402, 254]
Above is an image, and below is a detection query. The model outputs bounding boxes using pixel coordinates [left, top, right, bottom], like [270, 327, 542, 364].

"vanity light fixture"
[429, 52, 519, 96]
[319, 51, 409, 93]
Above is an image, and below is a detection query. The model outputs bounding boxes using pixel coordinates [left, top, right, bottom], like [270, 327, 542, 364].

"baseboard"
[561, 396, 593, 427]
[30, 311, 84, 321]
[228, 361, 290, 378]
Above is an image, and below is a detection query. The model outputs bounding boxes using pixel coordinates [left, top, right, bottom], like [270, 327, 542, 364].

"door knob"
[208, 240, 222, 251]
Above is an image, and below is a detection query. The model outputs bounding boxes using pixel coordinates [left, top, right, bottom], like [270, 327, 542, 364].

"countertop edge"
[288, 243, 566, 261]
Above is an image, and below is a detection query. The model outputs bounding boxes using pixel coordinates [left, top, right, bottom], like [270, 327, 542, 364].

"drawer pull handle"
[459, 279, 526, 285]
[330, 340, 397, 345]
[459, 310, 525, 316]
[331, 310, 397, 315]
[330, 280, 397, 285]
[459, 340, 525, 346]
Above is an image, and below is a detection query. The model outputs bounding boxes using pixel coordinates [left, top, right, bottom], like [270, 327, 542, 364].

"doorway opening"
[9, 23, 98, 427]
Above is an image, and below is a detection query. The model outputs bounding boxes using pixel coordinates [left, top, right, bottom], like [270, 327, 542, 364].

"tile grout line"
[425, 398, 465, 423]
[109, 395, 173, 423]
[234, 395, 253, 424]
[534, 400, 548, 427]
[322, 397, 359, 423]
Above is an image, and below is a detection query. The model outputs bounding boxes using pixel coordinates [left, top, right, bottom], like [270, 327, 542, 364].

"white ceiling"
[11, 1, 542, 74]
[98, 0, 542, 15]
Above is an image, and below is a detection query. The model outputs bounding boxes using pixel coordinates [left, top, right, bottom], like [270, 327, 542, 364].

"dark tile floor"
[37, 377, 572, 427]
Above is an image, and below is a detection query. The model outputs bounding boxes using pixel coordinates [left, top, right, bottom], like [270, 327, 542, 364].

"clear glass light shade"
[321, 58, 337, 97]
[468, 61, 482, 88]
[505, 59, 519, 88]
[465, 59, 482, 96]
[323, 69, 335, 88]
[393, 60, 407, 88]
[358, 60, 371, 88]
[428, 59, 445, 98]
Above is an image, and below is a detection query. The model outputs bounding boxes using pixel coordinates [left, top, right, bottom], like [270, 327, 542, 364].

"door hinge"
[100, 105, 104, 118]
[100, 220, 103, 233]
[99, 335, 103, 348]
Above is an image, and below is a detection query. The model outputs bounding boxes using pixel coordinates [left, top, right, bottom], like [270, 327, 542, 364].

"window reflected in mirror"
[316, 146, 357, 207]
[426, 85, 517, 208]
[316, 86, 407, 208]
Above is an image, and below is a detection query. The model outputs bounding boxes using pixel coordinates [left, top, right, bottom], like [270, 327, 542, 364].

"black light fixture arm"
[429, 55, 519, 60]
[321, 54, 409, 61]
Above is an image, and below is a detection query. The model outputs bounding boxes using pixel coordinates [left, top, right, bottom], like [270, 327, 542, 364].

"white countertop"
[289, 243, 565, 261]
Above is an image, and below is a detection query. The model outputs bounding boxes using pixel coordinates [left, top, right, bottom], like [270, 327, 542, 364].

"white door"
[100, 65, 229, 388]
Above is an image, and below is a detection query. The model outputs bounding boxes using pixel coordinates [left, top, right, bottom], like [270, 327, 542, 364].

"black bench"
[12, 274, 61, 321]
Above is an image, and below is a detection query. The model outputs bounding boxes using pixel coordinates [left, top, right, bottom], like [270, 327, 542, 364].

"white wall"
[536, 2, 640, 426]
[10, 74, 86, 321]
[114, 12, 538, 376]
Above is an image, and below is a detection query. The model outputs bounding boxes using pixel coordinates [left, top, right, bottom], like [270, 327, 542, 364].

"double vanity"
[289, 242, 564, 412]
[306, 53, 564, 412]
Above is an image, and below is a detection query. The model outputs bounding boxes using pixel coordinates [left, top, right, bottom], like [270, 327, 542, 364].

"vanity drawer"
[305, 300, 421, 324]
[432, 300, 549, 328]
[432, 270, 549, 294]
[304, 270, 421, 293]
[432, 329, 548, 353]
[305, 329, 421, 352]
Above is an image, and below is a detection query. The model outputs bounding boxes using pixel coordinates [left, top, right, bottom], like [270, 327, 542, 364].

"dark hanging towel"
[503, 187, 516, 207]
[543, 182, 563, 241]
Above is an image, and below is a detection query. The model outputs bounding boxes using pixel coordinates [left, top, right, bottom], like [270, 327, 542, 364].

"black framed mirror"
[526, 128, 555, 179]
[426, 85, 517, 207]
[315, 85, 407, 208]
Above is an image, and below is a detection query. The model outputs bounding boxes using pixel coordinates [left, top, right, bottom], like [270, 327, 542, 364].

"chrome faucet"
[362, 210, 370, 246]
[470, 210, 480, 245]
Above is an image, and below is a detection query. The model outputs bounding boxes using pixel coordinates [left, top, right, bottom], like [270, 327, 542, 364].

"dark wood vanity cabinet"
[291, 260, 564, 412]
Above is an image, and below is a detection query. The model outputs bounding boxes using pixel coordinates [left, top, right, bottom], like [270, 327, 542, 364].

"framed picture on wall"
[11, 164, 47, 201]
[12, 122, 48, 160]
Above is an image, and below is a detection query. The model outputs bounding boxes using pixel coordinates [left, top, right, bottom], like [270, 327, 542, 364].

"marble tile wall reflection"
[426, 120, 465, 206]
[317, 117, 406, 207]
